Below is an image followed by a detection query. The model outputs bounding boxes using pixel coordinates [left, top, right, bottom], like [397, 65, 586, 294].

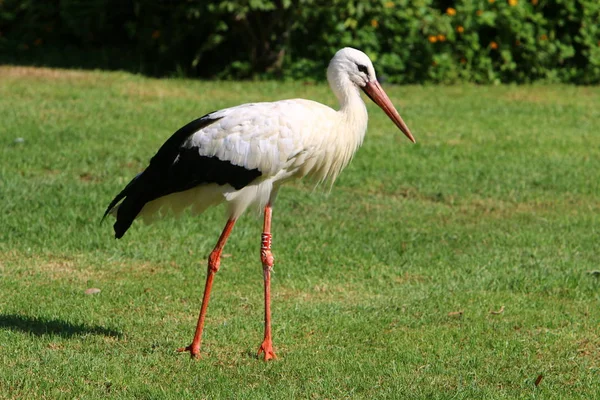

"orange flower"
[508, 0, 518, 6]
[489, 41, 498, 49]
[489, 0, 495, 3]
[446, 7, 456, 16]
[384, 1, 395, 8]
[428, 35, 438, 43]
[152, 30, 161, 39]
[437, 34, 446, 42]
[532, 0, 538, 4]
[476, 10, 483, 16]
[371, 19, 379, 28]
[540, 34, 548, 40]
[456, 26, 464, 33]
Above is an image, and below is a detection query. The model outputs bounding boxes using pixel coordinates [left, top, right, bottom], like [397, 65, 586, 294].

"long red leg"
[257, 204, 276, 360]
[177, 218, 236, 359]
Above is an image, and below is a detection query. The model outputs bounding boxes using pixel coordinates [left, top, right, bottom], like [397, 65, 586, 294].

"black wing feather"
[104, 114, 262, 239]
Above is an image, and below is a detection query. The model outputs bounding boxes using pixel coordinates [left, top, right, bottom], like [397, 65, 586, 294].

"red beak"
[362, 80, 416, 143]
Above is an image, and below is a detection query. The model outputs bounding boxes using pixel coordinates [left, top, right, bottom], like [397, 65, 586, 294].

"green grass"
[1, 66, 600, 399]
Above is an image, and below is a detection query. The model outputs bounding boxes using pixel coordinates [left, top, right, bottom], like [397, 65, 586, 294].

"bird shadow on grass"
[0, 314, 123, 338]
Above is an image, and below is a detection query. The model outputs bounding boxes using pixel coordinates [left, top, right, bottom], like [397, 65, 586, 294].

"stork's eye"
[356, 64, 368, 74]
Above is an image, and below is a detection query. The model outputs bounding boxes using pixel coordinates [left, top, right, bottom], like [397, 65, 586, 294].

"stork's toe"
[257, 339, 276, 361]
[177, 344, 202, 359]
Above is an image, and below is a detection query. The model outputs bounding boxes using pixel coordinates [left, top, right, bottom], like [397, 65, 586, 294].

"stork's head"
[327, 47, 416, 143]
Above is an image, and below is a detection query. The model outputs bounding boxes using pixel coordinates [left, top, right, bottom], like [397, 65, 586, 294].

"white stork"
[104, 47, 415, 361]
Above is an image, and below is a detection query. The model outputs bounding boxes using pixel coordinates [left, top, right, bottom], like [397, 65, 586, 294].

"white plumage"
[138, 99, 352, 221]
[104, 47, 415, 361]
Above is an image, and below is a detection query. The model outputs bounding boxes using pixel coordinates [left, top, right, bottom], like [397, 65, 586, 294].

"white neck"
[314, 68, 368, 184]
[327, 68, 368, 133]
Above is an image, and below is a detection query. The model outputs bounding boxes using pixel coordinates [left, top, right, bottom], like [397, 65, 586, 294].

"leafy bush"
[1, 0, 599, 83]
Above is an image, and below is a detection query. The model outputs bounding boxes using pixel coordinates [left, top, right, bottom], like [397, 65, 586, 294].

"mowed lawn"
[1, 66, 599, 399]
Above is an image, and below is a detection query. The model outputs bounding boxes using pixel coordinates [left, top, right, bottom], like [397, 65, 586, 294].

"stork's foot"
[177, 344, 201, 359]
[257, 338, 276, 361]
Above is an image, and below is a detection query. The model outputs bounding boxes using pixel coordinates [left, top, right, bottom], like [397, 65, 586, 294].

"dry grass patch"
[0, 66, 92, 80]
[577, 337, 600, 366]
[394, 272, 427, 284]
[118, 81, 270, 104]
[459, 196, 600, 220]
[491, 86, 600, 107]
[275, 282, 379, 306]
[0, 250, 171, 284]
[119, 81, 203, 102]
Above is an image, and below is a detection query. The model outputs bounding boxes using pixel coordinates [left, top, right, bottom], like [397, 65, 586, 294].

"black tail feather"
[102, 188, 128, 222]
[113, 194, 148, 239]
[102, 172, 146, 239]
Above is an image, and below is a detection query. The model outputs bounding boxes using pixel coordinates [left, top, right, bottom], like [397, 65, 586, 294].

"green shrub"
[1, 0, 599, 83]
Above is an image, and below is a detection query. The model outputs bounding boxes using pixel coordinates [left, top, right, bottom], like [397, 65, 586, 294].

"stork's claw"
[177, 344, 201, 359]
[257, 338, 276, 361]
